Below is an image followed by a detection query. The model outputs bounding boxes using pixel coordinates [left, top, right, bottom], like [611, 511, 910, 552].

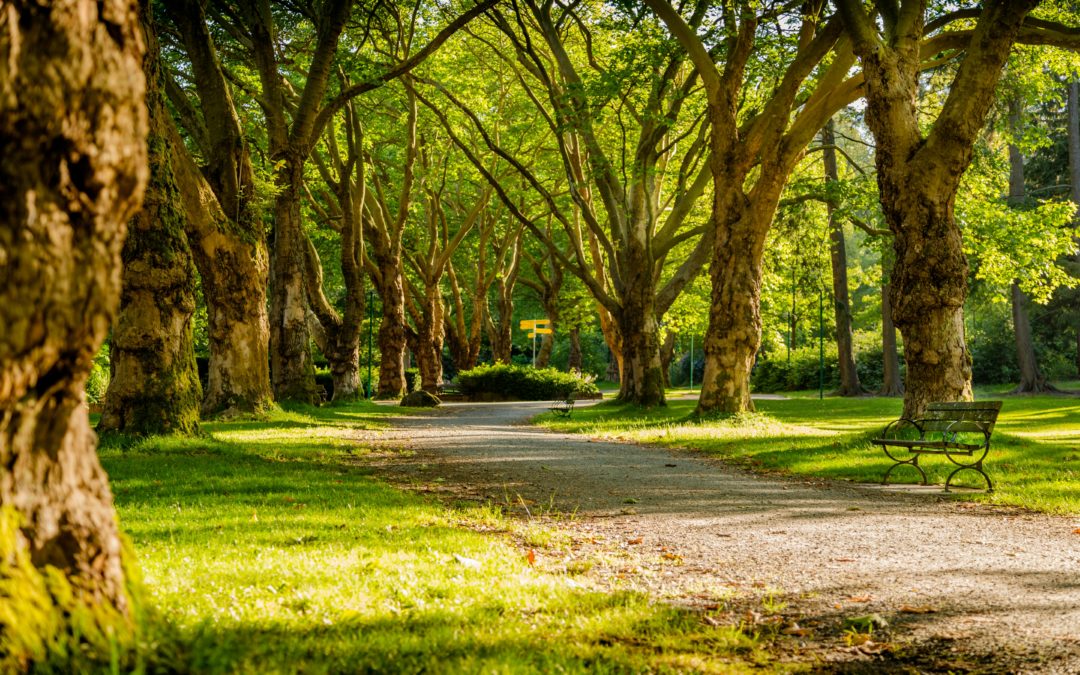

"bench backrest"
[920, 401, 1002, 434]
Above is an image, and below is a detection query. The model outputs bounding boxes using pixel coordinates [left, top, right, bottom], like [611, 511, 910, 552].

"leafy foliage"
[456, 364, 598, 400]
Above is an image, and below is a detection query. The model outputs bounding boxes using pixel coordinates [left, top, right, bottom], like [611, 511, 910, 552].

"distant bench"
[549, 395, 575, 417]
[873, 401, 1002, 492]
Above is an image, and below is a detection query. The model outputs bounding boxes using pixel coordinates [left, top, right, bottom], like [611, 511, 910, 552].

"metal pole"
[532, 333, 536, 367]
[689, 333, 694, 391]
[789, 265, 795, 366]
[366, 288, 374, 399]
[819, 288, 824, 400]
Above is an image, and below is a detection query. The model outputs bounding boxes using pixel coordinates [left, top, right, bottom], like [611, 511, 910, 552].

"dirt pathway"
[370, 401, 1080, 673]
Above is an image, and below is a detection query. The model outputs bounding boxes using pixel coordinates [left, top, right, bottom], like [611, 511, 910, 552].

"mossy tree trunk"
[167, 0, 273, 416]
[838, 0, 1038, 417]
[100, 8, 201, 435]
[0, 0, 147, 633]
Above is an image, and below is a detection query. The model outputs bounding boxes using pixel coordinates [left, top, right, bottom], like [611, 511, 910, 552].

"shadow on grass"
[538, 395, 1080, 513]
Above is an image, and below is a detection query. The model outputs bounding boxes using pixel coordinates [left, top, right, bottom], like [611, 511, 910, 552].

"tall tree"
[643, 0, 850, 413]
[100, 5, 201, 435]
[164, 0, 274, 416]
[422, 0, 714, 405]
[821, 119, 863, 395]
[1007, 98, 1057, 393]
[0, 0, 147, 647]
[832, 0, 1080, 415]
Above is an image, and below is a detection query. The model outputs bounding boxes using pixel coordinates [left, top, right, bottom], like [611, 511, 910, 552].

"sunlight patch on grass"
[96, 402, 781, 673]
[537, 394, 1080, 515]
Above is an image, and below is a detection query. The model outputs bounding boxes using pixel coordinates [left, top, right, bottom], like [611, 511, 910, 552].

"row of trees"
[5, 0, 1080, 651]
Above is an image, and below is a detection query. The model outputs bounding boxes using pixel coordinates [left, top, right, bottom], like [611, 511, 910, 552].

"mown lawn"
[536, 387, 1080, 514]
[99, 402, 783, 674]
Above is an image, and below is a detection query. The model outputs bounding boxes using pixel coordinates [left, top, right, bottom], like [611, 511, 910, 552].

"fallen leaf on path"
[847, 595, 872, 603]
[1073, 528, 1080, 534]
[832, 558, 855, 563]
[661, 552, 683, 563]
[526, 549, 536, 565]
[899, 605, 936, 614]
[782, 623, 811, 636]
[627, 537, 643, 545]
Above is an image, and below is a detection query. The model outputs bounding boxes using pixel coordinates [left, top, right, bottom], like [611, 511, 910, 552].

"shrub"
[751, 345, 839, 392]
[456, 364, 599, 400]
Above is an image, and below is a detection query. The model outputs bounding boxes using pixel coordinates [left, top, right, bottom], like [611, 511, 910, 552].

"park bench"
[549, 394, 575, 417]
[873, 400, 1002, 492]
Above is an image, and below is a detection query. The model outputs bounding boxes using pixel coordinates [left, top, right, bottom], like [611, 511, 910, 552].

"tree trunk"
[376, 261, 408, 398]
[822, 120, 862, 396]
[1007, 101, 1056, 394]
[0, 0, 147, 641]
[660, 330, 676, 388]
[1011, 283, 1053, 393]
[269, 160, 319, 404]
[568, 326, 584, 372]
[170, 139, 273, 416]
[167, 0, 273, 417]
[615, 241, 665, 406]
[880, 277, 905, 396]
[488, 282, 515, 364]
[696, 191, 768, 414]
[414, 284, 445, 392]
[842, 0, 1037, 417]
[100, 15, 200, 435]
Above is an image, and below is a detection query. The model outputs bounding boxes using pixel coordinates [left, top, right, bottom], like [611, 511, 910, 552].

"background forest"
[86, 0, 1080, 425]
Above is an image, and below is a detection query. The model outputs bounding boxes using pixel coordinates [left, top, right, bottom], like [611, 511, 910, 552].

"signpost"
[519, 319, 552, 367]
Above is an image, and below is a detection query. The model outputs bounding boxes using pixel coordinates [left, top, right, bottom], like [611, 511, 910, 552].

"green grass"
[99, 401, 782, 673]
[535, 389, 1080, 514]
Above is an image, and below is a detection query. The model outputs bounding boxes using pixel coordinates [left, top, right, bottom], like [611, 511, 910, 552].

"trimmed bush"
[456, 364, 599, 400]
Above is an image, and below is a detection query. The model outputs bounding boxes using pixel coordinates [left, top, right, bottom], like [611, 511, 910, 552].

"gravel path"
[370, 400, 1080, 673]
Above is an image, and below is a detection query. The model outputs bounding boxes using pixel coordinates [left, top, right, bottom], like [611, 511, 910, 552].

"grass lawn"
[98, 402, 781, 674]
[536, 386, 1080, 515]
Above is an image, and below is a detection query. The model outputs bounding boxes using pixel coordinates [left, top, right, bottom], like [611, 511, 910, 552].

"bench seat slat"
[872, 438, 982, 453]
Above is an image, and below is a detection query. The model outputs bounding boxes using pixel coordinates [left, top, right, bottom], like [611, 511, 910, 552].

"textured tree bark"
[167, 0, 273, 416]
[0, 0, 147, 629]
[412, 283, 445, 392]
[822, 120, 862, 396]
[375, 257, 408, 398]
[568, 326, 584, 373]
[269, 159, 320, 404]
[697, 198, 767, 414]
[615, 237, 665, 406]
[839, 0, 1038, 417]
[100, 9, 200, 435]
[487, 279, 516, 364]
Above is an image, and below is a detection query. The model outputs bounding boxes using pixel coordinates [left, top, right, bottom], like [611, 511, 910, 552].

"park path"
[370, 400, 1080, 672]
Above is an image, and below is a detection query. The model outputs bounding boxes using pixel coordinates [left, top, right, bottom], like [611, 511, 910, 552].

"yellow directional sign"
[527, 332, 535, 338]
[519, 319, 551, 330]
[533, 327, 553, 335]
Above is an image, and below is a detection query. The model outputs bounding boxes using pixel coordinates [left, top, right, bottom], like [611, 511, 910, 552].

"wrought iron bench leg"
[881, 450, 927, 486]
[944, 462, 993, 492]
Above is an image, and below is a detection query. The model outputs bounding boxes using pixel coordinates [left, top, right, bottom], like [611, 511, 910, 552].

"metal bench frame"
[873, 401, 1002, 492]
[549, 397, 575, 417]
